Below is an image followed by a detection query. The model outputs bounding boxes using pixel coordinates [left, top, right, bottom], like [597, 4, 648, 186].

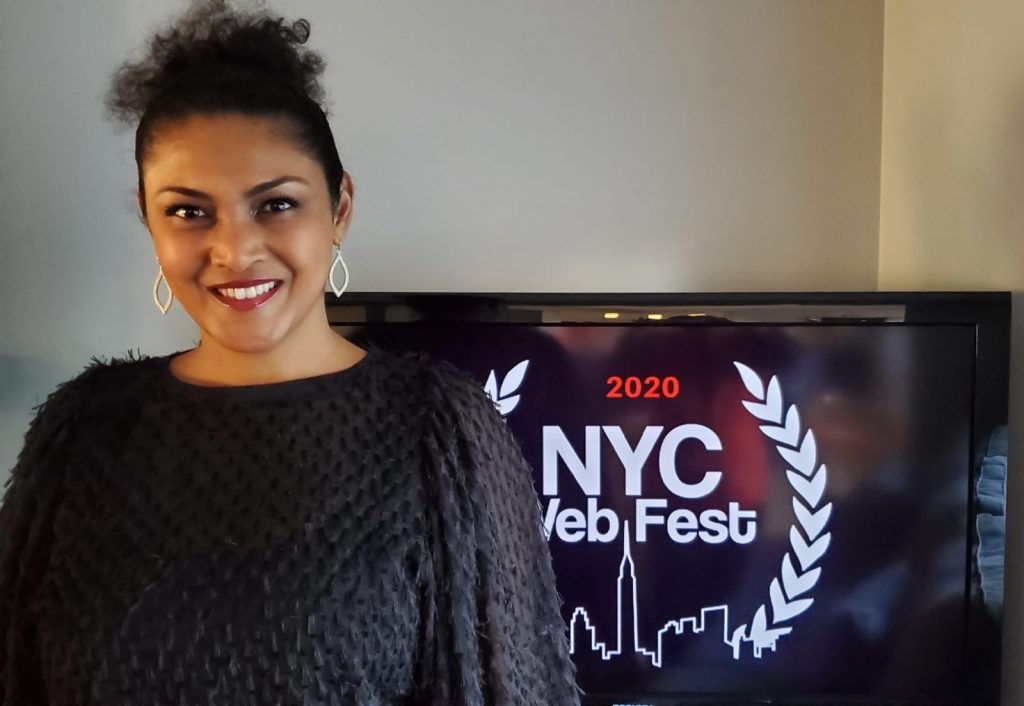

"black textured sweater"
[0, 344, 580, 706]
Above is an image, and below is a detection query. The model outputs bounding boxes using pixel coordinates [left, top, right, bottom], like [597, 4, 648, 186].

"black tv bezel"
[325, 290, 1011, 706]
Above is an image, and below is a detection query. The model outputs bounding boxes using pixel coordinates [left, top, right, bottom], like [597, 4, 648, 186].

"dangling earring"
[328, 243, 350, 298]
[153, 264, 174, 314]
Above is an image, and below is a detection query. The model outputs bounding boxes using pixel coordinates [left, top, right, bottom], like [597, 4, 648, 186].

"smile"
[210, 281, 282, 311]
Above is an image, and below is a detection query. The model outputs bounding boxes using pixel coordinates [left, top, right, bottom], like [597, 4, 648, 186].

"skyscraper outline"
[568, 521, 784, 666]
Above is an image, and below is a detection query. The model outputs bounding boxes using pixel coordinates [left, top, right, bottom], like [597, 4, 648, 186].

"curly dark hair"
[104, 0, 344, 218]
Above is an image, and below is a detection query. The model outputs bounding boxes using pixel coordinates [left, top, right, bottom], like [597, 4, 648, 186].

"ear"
[332, 171, 355, 245]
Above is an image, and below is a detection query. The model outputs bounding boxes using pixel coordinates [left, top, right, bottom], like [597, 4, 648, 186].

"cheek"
[153, 238, 201, 282]
[285, 251, 331, 289]
[282, 229, 335, 276]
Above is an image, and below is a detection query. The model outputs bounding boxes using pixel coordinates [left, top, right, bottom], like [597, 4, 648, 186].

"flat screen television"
[327, 291, 1010, 706]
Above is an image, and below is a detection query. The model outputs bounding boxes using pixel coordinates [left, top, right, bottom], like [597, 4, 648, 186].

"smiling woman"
[0, 1, 580, 704]
[139, 113, 356, 382]
[105, 0, 361, 385]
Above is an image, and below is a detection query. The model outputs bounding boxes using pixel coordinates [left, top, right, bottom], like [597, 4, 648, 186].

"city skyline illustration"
[568, 521, 788, 666]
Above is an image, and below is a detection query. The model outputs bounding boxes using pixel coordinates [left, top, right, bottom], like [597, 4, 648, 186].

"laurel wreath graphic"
[727, 361, 833, 659]
[484, 360, 530, 416]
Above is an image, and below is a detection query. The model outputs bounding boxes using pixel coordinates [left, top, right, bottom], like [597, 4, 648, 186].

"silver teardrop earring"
[328, 243, 350, 298]
[153, 263, 174, 314]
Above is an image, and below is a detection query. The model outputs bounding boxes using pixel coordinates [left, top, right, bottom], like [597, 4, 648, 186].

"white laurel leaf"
[770, 578, 814, 623]
[733, 361, 765, 400]
[790, 527, 831, 571]
[742, 399, 771, 421]
[760, 405, 800, 447]
[778, 429, 817, 477]
[763, 376, 782, 422]
[792, 499, 832, 540]
[484, 370, 499, 403]
[496, 394, 520, 416]
[787, 464, 827, 507]
[742, 399, 777, 423]
[781, 553, 821, 598]
[743, 377, 783, 423]
[750, 604, 768, 637]
[499, 359, 530, 398]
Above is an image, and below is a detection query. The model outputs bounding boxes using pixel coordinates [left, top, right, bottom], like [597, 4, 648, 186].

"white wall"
[0, 0, 884, 472]
[878, 1, 1024, 703]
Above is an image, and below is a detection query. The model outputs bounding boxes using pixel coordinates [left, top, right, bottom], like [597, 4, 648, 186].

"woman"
[0, 1, 580, 704]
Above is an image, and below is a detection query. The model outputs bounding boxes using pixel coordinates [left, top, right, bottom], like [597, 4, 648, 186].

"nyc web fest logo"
[483, 360, 833, 664]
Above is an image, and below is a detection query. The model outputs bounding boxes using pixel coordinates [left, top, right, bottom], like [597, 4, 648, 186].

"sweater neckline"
[154, 344, 381, 403]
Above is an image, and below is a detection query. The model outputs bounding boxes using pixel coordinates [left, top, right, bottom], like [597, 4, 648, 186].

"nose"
[207, 212, 264, 272]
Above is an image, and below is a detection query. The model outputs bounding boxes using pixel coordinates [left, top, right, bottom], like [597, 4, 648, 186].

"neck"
[173, 305, 364, 386]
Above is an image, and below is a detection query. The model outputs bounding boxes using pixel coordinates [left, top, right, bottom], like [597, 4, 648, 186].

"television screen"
[330, 293, 1009, 706]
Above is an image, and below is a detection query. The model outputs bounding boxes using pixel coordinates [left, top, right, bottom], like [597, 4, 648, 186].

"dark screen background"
[345, 323, 976, 699]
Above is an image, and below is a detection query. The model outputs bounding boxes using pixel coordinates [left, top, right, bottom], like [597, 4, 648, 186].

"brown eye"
[165, 204, 207, 219]
[258, 197, 299, 214]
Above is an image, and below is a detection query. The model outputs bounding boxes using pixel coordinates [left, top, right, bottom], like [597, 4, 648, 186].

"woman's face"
[139, 113, 351, 354]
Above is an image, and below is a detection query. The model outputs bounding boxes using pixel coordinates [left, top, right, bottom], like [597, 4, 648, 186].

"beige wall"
[879, 1, 1024, 702]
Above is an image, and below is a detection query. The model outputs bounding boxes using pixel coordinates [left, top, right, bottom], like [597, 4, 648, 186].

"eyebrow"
[156, 176, 309, 200]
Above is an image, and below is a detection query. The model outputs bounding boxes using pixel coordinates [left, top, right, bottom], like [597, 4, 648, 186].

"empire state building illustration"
[568, 521, 775, 666]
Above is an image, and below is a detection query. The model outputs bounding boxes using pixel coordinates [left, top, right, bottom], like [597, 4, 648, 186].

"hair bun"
[105, 0, 327, 127]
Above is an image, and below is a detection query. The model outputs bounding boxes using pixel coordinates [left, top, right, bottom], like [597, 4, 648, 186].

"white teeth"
[217, 281, 277, 300]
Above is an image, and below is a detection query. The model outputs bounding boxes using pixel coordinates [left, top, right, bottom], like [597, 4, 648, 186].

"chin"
[206, 329, 285, 355]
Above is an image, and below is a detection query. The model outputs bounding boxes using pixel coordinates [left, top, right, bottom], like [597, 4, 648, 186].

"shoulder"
[409, 351, 496, 417]
[61, 348, 164, 397]
[29, 349, 166, 424]
[366, 346, 485, 402]
[410, 354, 517, 458]
[8, 350, 163, 488]
[368, 346, 499, 429]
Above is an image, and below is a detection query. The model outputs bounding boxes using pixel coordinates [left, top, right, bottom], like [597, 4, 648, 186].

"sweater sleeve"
[0, 376, 84, 705]
[418, 360, 581, 706]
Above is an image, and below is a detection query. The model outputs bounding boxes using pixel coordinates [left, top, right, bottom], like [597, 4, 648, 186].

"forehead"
[143, 113, 318, 186]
